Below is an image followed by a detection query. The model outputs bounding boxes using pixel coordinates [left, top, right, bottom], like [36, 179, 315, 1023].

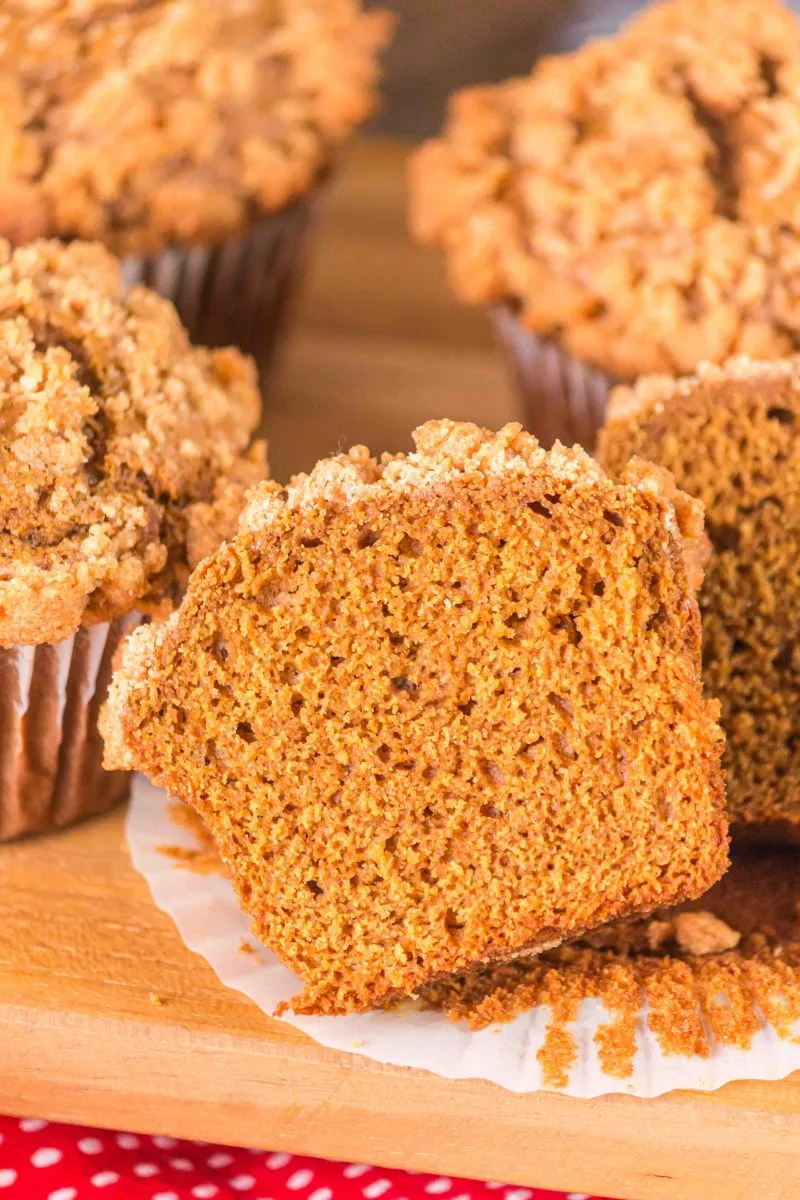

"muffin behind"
[410, 0, 800, 447]
[0, 237, 267, 839]
[599, 357, 800, 843]
[0, 1, 392, 388]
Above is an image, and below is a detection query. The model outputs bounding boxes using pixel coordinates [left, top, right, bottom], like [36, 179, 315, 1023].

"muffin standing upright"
[599, 357, 800, 844]
[0, 238, 267, 840]
[410, 0, 800, 448]
[0, 0, 391, 394]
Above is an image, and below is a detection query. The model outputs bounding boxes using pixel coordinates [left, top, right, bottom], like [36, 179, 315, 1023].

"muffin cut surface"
[599, 357, 800, 842]
[105, 421, 728, 1014]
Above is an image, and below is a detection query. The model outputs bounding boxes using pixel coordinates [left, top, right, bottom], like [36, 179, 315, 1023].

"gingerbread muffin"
[0, 238, 266, 840]
[0, 1, 391, 390]
[410, 0, 800, 448]
[599, 357, 800, 845]
[104, 420, 728, 1015]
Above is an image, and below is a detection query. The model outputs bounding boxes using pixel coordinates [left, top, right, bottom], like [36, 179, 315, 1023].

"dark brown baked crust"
[410, 0, 800, 379]
[599, 356, 800, 840]
[105, 421, 727, 1015]
[0, 238, 266, 647]
[0, 1, 391, 254]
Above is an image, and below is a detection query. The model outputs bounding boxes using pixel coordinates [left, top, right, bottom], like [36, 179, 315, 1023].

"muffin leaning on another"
[410, 0, 800, 449]
[104, 419, 728, 1016]
[0, 238, 267, 841]
[599, 356, 800, 844]
[0, 0, 393, 392]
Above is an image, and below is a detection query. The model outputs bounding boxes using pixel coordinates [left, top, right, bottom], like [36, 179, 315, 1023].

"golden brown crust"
[105, 419, 727, 1015]
[0, 238, 267, 647]
[0, 1, 392, 254]
[410, 0, 800, 379]
[599, 354, 800, 838]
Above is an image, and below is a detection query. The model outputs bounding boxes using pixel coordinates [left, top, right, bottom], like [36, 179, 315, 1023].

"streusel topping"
[0, 1, 392, 254]
[410, 0, 800, 379]
[0, 238, 266, 647]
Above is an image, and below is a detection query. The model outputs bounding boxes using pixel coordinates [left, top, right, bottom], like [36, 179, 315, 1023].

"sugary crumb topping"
[0, 0, 392, 254]
[240, 419, 606, 532]
[410, 0, 800, 378]
[0, 238, 266, 647]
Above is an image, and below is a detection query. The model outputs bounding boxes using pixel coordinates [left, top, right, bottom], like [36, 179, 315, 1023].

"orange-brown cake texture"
[0, 1, 391, 255]
[103, 420, 728, 1015]
[0, 237, 266, 649]
[599, 357, 800, 843]
[410, 0, 800, 380]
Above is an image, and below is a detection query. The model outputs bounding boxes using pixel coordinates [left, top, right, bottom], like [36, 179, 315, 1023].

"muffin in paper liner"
[490, 308, 617, 451]
[126, 776, 800, 1098]
[0, 238, 268, 840]
[0, 615, 140, 842]
[410, 0, 800, 449]
[122, 192, 324, 401]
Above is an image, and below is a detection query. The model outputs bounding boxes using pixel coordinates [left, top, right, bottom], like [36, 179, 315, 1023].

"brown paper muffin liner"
[0, 613, 140, 841]
[122, 191, 324, 402]
[490, 306, 617, 451]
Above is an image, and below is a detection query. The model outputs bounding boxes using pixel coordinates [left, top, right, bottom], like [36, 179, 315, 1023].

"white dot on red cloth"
[169, 1158, 195, 1172]
[0, 1171, 17, 1189]
[343, 1165, 370, 1180]
[504, 1191, 532, 1200]
[266, 1153, 291, 1170]
[309, 1188, 333, 1200]
[91, 1173, 119, 1188]
[19, 1118, 48, 1133]
[48, 1189, 78, 1200]
[208, 1153, 234, 1169]
[451, 1193, 472, 1200]
[287, 1169, 314, 1190]
[152, 1193, 179, 1200]
[425, 1181, 452, 1195]
[134, 1163, 159, 1177]
[363, 1181, 391, 1198]
[78, 1137, 104, 1155]
[152, 1136, 177, 1149]
[116, 1133, 140, 1150]
[230, 1178, 256, 1192]
[31, 1148, 62, 1168]
[191, 1187, 219, 1199]
[566, 1194, 590, 1199]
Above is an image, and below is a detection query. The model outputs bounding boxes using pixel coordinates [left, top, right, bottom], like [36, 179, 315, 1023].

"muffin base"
[122, 193, 324, 401]
[0, 614, 139, 841]
[490, 307, 616, 451]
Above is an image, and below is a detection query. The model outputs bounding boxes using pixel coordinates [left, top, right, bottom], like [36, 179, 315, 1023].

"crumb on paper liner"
[130, 777, 800, 1096]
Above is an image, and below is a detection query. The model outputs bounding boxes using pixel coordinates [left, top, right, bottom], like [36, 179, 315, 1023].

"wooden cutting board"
[1, 141, 798, 1200]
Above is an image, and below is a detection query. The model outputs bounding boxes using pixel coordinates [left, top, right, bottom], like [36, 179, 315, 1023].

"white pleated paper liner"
[126, 776, 800, 1097]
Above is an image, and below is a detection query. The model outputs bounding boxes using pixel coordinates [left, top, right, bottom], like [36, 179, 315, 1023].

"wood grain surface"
[1, 141, 799, 1200]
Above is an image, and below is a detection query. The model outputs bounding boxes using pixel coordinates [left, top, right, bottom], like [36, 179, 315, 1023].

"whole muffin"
[599, 356, 800, 845]
[410, 0, 800, 448]
[0, 1, 392, 387]
[0, 238, 267, 840]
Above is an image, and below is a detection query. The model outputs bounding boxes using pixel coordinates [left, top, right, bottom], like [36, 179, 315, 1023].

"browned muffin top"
[104, 420, 727, 1016]
[599, 356, 800, 841]
[410, 0, 800, 380]
[0, 238, 267, 648]
[0, 1, 392, 254]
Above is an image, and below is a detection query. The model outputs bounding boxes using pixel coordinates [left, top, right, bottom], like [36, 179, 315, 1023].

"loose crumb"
[422, 849, 800, 1086]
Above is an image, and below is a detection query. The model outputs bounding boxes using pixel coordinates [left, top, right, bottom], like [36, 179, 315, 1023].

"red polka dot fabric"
[0, 1116, 612, 1200]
